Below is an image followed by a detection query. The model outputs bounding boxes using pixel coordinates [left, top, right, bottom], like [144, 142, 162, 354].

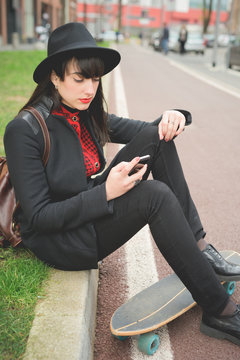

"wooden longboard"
[110, 250, 240, 337]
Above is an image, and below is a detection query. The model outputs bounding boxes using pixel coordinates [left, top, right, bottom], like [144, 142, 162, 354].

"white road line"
[113, 64, 174, 359]
[169, 59, 240, 99]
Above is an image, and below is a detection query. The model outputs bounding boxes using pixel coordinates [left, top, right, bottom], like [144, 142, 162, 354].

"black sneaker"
[200, 306, 240, 346]
[202, 245, 240, 281]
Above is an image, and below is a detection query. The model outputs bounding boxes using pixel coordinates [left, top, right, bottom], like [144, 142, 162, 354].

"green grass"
[0, 50, 50, 359]
[0, 50, 46, 155]
[0, 247, 49, 359]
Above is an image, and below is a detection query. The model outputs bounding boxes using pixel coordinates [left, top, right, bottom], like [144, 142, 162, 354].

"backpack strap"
[12, 107, 51, 221]
[24, 107, 50, 166]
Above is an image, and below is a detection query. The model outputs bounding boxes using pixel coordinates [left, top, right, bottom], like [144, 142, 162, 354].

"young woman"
[4, 22, 240, 346]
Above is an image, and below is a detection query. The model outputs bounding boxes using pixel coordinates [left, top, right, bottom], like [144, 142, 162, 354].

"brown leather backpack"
[0, 107, 50, 247]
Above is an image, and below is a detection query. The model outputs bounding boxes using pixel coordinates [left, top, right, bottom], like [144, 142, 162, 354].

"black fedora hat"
[33, 22, 121, 83]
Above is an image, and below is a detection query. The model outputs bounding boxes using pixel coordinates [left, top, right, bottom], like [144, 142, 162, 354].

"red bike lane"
[94, 42, 240, 360]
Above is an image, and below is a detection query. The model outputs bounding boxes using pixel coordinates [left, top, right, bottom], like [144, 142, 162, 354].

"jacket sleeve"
[108, 109, 192, 144]
[4, 118, 113, 234]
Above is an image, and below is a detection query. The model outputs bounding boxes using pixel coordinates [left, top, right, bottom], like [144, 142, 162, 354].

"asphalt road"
[94, 42, 240, 360]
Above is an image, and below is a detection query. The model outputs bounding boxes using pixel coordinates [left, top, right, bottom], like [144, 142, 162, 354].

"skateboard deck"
[110, 250, 240, 354]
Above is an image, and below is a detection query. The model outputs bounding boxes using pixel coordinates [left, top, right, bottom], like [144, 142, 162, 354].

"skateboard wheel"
[113, 334, 128, 341]
[138, 333, 160, 355]
[223, 281, 236, 296]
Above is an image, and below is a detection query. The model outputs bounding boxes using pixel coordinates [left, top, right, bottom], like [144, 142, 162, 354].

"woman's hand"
[158, 110, 186, 142]
[105, 157, 147, 201]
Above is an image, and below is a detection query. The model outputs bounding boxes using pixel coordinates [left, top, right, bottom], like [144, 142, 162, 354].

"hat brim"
[33, 46, 121, 83]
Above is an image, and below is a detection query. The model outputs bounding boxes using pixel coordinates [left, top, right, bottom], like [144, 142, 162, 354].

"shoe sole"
[217, 274, 240, 282]
[200, 321, 240, 346]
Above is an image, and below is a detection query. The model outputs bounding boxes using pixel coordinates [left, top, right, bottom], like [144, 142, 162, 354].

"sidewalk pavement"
[0, 41, 47, 51]
[156, 45, 240, 97]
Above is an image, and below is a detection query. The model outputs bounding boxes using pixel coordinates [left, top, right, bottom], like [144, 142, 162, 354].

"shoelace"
[208, 245, 223, 260]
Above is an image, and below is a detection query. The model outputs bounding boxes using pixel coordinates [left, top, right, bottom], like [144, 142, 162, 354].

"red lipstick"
[80, 98, 92, 104]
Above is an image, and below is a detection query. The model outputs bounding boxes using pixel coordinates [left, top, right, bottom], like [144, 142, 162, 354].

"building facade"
[77, 0, 231, 36]
[0, 0, 77, 46]
[232, 0, 240, 34]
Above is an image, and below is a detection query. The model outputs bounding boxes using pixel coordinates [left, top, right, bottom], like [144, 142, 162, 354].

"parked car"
[169, 31, 205, 54]
[96, 30, 124, 42]
[204, 34, 236, 48]
[168, 31, 179, 51]
[185, 32, 205, 54]
[218, 34, 236, 47]
[228, 40, 240, 69]
[203, 34, 215, 48]
[150, 30, 179, 52]
[150, 30, 205, 55]
[149, 31, 161, 51]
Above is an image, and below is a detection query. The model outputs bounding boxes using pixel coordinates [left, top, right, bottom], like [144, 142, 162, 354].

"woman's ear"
[50, 71, 59, 89]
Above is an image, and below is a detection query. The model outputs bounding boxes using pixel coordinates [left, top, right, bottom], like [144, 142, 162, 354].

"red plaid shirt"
[52, 105, 100, 177]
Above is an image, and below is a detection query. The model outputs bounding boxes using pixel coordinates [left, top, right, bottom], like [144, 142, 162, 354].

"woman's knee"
[137, 180, 182, 230]
[138, 180, 176, 214]
[140, 179, 170, 194]
[138, 126, 159, 146]
[137, 127, 177, 165]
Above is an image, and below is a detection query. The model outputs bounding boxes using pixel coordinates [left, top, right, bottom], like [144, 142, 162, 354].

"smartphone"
[129, 155, 150, 175]
[138, 155, 150, 164]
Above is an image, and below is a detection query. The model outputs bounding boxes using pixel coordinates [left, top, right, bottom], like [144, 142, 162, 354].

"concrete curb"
[23, 268, 99, 360]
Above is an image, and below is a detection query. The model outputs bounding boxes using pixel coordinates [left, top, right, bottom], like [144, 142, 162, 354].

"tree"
[203, 0, 213, 34]
[117, 0, 122, 33]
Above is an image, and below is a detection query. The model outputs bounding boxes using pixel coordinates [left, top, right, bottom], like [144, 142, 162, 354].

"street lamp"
[226, 0, 234, 69]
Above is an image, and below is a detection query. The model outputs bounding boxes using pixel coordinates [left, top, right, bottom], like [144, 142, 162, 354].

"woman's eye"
[73, 78, 83, 83]
[73, 77, 100, 83]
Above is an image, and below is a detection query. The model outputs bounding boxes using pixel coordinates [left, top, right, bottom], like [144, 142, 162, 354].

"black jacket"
[4, 96, 192, 270]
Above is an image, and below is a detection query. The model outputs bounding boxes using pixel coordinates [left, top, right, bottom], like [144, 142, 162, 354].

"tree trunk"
[203, 0, 213, 34]
[117, 0, 122, 32]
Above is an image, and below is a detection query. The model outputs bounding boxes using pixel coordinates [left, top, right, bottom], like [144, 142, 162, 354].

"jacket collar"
[33, 96, 54, 120]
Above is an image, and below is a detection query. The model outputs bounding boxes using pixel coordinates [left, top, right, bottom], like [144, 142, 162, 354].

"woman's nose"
[85, 79, 95, 95]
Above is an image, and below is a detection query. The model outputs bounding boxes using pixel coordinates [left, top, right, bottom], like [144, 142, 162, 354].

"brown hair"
[21, 53, 109, 146]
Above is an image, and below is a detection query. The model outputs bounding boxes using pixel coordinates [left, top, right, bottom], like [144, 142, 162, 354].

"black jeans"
[179, 40, 186, 54]
[94, 126, 229, 315]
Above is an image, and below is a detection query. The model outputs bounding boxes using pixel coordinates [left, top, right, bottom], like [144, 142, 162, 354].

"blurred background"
[0, 1, 240, 68]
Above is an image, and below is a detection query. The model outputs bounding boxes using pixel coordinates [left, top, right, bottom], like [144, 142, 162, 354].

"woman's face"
[51, 59, 100, 110]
